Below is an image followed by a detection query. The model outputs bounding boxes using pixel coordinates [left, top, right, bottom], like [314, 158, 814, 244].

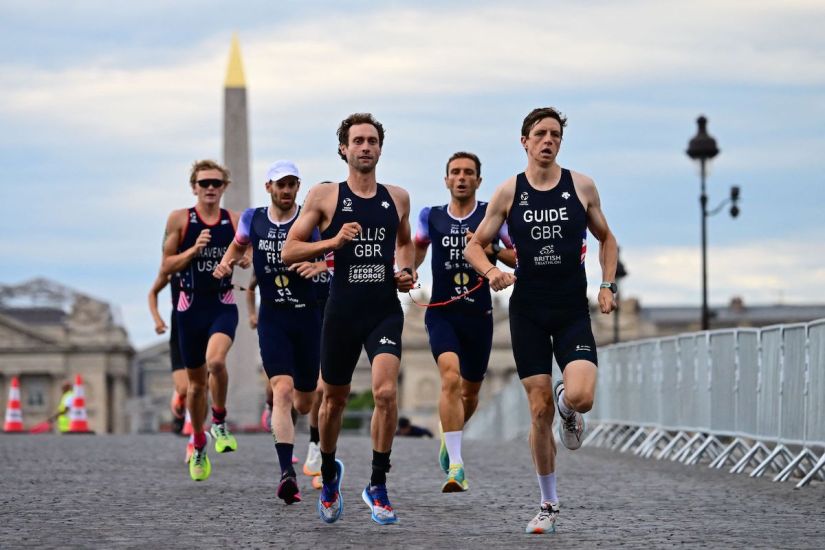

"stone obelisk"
[222, 35, 259, 429]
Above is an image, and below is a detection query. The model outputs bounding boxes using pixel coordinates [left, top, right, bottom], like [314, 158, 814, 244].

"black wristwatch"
[600, 282, 617, 294]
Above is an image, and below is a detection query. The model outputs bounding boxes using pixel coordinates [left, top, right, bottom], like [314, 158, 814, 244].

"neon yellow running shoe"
[438, 432, 449, 474]
[189, 446, 211, 481]
[442, 463, 469, 492]
[210, 422, 238, 453]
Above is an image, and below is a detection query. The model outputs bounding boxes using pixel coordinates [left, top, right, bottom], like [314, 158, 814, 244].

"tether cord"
[407, 276, 485, 308]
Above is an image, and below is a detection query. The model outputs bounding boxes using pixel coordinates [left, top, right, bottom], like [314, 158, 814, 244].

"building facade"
[0, 278, 134, 434]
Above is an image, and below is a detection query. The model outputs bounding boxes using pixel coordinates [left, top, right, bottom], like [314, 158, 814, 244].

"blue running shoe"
[362, 483, 398, 525]
[317, 459, 344, 523]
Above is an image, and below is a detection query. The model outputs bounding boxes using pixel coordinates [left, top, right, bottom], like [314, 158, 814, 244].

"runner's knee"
[271, 380, 293, 407]
[563, 387, 593, 413]
[206, 357, 226, 376]
[372, 384, 397, 410]
[293, 392, 313, 415]
[441, 369, 461, 395]
[323, 391, 347, 414]
[529, 395, 555, 425]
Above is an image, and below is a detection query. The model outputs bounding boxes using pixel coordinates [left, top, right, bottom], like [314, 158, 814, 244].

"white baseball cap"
[265, 160, 300, 182]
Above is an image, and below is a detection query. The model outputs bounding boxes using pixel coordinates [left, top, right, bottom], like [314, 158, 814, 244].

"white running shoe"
[553, 381, 585, 450]
[303, 441, 322, 476]
[525, 501, 559, 534]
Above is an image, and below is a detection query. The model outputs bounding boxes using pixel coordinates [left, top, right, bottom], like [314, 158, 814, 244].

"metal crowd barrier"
[465, 319, 825, 488]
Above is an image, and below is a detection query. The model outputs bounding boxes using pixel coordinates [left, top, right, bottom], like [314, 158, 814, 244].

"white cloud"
[1, 1, 823, 148]
[592, 239, 825, 306]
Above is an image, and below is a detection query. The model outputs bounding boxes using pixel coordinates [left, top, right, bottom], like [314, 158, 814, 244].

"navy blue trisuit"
[175, 207, 239, 369]
[168, 275, 184, 371]
[506, 169, 598, 377]
[236, 205, 323, 393]
[415, 201, 512, 382]
[320, 181, 404, 386]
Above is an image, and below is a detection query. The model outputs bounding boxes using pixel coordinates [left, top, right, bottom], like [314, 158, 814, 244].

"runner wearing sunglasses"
[161, 159, 249, 482]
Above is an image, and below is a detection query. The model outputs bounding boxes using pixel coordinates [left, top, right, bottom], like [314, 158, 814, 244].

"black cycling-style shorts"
[508, 293, 597, 379]
[320, 299, 403, 386]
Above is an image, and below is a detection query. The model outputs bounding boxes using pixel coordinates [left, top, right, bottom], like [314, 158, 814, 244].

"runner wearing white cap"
[215, 160, 327, 503]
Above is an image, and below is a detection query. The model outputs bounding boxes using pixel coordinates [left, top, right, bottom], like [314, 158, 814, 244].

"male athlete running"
[148, 270, 187, 435]
[282, 113, 415, 525]
[215, 160, 327, 503]
[414, 151, 515, 492]
[465, 107, 618, 534]
[161, 159, 247, 481]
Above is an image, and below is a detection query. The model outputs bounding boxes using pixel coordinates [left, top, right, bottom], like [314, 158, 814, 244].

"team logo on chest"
[342, 197, 353, 212]
[381, 201, 390, 209]
[561, 191, 571, 200]
[519, 191, 529, 206]
[189, 211, 198, 224]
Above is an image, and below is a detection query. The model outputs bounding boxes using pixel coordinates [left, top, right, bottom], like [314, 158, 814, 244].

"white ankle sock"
[537, 472, 558, 505]
[444, 431, 463, 465]
[557, 388, 574, 418]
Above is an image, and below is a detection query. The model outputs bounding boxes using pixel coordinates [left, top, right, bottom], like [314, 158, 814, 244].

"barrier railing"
[465, 319, 825, 488]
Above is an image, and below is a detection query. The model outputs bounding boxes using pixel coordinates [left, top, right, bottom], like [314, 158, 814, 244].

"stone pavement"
[0, 433, 822, 549]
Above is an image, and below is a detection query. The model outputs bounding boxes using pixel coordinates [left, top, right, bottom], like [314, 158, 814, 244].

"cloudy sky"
[2, 0, 824, 347]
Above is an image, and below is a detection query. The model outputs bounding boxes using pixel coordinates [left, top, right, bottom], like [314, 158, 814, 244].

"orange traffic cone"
[3, 376, 24, 433]
[182, 408, 193, 436]
[68, 374, 94, 434]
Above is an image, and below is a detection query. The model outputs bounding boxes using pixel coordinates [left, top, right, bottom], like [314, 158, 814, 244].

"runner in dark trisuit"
[161, 159, 248, 482]
[465, 107, 618, 534]
[414, 151, 515, 492]
[282, 113, 415, 526]
[148, 270, 187, 435]
[215, 160, 327, 504]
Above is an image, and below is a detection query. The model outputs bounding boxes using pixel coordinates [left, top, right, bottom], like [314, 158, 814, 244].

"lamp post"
[686, 116, 719, 331]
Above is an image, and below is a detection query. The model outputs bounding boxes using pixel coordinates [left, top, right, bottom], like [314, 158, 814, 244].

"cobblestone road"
[0, 433, 822, 549]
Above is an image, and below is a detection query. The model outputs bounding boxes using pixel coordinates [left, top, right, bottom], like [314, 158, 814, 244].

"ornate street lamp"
[686, 116, 739, 330]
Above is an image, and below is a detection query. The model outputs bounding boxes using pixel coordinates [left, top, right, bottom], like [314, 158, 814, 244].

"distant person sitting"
[396, 417, 433, 438]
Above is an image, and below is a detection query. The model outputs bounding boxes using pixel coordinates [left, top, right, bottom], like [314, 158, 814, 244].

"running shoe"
[441, 463, 469, 493]
[292, 454, 299, 464]
[525, 501, 559, 534]
[553, 381, 585, 450]
[277, 472, 302, 505]
[311, 475, 323, 490]
[438, 432, 450, 474]
[189, 446, 211, 482]
[317, 459, 345, 524]
[304, 442, 322, 476]
[210, 422, 238, 453]
[362, 484, 398, 525]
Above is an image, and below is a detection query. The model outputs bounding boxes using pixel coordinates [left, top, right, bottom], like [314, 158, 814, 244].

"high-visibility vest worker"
[57, 383, 73, 433]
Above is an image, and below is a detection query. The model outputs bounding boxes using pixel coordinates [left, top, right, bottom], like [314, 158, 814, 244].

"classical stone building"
[0, 278, 134, 433]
